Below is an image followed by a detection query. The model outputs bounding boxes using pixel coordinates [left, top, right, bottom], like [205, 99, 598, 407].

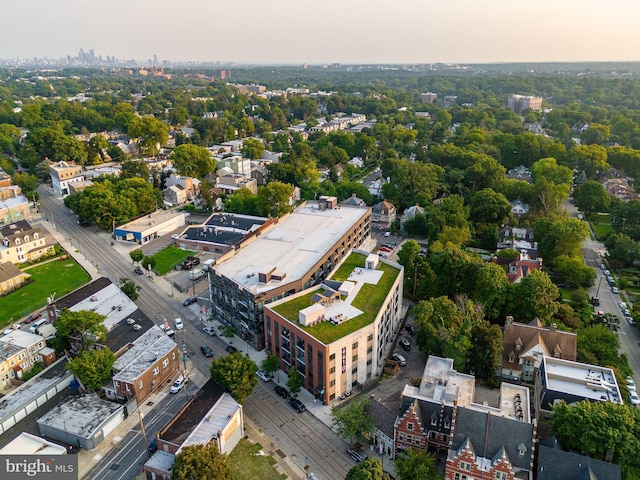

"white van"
[29, 318, 48, 334]
[392, 353, 407, 366]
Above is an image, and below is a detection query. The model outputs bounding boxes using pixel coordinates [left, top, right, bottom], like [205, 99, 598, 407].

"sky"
[2, 0, 640, 64]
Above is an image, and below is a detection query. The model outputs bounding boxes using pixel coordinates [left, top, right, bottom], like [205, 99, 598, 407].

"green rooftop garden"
[271, 252, 400, 344]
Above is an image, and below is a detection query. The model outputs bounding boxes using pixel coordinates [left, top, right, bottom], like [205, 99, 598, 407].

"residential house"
[0, 261, 26, 294]
[0, 220, 55, 265]
[601, 178, 638, 201]
[401, 204, 425, 225]
[143, 380, 244, 480]
[163, 185, 187, 206]
[534, 357, 622, 436]
[510, 199, 530, 219]
[506, 166, 533, 184]
[0, 185, 30, 225]
[165, 175, 200, 201]
[500, 317, 577, 382]
[106, 325, 179, 405]
[0, 330, 48, 385]
[364, 397, 396, 458]
[490, 253, 542, 284]
[371, 200, 396, 227]
[49, 161, 84, 197]
[341, 193, 366, 207]
[215, 173, 257, 195]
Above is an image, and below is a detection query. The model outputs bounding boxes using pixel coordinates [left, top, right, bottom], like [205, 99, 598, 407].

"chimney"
[505, 316, 514, 326]
[549, 323, 557, 333]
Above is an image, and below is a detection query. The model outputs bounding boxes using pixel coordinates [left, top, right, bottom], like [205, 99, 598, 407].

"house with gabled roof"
[364, 396, 396, 458]
[501, 317, 577, 382]
[445, 405, 535, 480]
[371, 200, 396, 227]
[536, 437, 621, 480]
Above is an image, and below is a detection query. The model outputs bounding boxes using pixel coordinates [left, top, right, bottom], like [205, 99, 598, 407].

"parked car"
[134, 267, 144, 275]
[384, 231, 391, 237]
[274, 386, 289, 398]
[3, 325, 21, 335]
[600, 263, 606, 270]
[378, 252, 388, 258]
[379, 246, 392, 253]
[392, 353, 407, 366]
[226, 345, 238, 354]
[171, 234, 180, 239]
[126, 318, 136, 325]
[604, 269, 611, 276]
[148, 439, 158, 454]
[24, 313, 41, 324]
[256, 370, 271, 382]
[174, 318, 184, 330]
[183, 296, 198, 307]
[203, 326, 216, 336]
[626, 376, 636, 392]
[400, 338, 411, 351]
[188, 256, 200, 266]
[611, 287, 619, 294]
[405, 324, 416, 335]
[200, 345, 213, 357]
[629, 391, 640, 406]
[170, 375, 188, 394]
[619, 301, 628, 310]
[623, 309, 632, 317]
[132, 324, 142, 331]
[347, 448, 367, 463]
[289, 398, 306, 413]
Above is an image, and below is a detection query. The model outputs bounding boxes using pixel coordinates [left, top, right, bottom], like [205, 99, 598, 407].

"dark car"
[24, 313, 42, 324]
[200, 345, 213, 357]
[400, 338, 411, 351]
[183, 296, 198, 307]
[274, 385, 289, 398]
[134, 267, 144, 275]
[405, 324, 416, 335]
[190, 257, 200, 266]
[226, 345, 238, 354]
[289, 397, 306, 413]
[149, 439, 158, 454]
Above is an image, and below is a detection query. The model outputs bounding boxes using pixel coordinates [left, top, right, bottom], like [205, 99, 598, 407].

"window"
[330, 380, 335, 387]
[352, 342, 358, 350]
[407, 423, 413, 431]
[172, 352, 176, 360]
[153, 367, 160, 376]
[431, 417, 437, 426]
[406, 435, 413, 443]
[444, 419, 450, 429]
[495, 473, 507, 480]
[460, 462, 472, 471]
[329, 366, 335, 374]
[398, 433, 405, 442]
[139, 380, 143, 389]
[454, 474, 469, 480]
[414, 438, 420, 445]
[162, 359, 169, 368]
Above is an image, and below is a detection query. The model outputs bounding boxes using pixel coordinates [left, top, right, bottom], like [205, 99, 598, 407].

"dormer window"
[14, 238, 20, 245]
[444, 419, 450, 429]
[431, 417, 438, 426]
[34, 233, 39, 240]
[24, 236, 30, 242]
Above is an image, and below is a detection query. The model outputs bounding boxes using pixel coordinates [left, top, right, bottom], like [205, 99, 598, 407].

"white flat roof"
[116, 210, 185, 233]
[0, 432, 67, 455]
[543, 357, 622, 404]
[69, 283, 137, 331]
[417, 355, 475, 406]
[1, 330, 43, 348]
[214, 202, 369, 296]
[179, 393, 241, 451]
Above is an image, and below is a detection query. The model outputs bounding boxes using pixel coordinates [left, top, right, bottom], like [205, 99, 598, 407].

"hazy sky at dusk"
[2, 0, 639, 64]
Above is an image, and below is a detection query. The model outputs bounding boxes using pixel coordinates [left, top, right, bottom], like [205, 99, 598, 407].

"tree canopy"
[171, 444, 233, 480]
[209, 353, 258, 404]
[65, 348, 115, 390]
[55, 309, 107, 350]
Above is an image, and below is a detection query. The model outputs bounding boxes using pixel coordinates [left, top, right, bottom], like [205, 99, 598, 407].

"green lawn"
[227, 438, 286, 480]
[589, 212, 615, 240]
[0, 258, 91, 327]
[151, 246, 196, 275]
[272, 252, 401, 344]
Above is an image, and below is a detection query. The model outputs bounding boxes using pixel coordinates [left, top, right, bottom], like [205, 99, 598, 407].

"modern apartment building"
[263, 251, 403, 404]
[507, 95, 543, 114]
[209, 197, 371, 350]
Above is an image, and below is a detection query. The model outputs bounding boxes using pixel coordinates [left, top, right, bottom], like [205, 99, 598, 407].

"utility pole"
[138, 411, 150, 457]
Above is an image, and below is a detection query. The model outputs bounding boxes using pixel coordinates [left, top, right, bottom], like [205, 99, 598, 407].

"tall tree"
[55, 309, 107, 350]
[241, 137, 264, 160]
[551, 401, 640, 479]
[128, 116, 169, 156]
[573, 180, 610, 215]
[210, 353, 258, 404]
[468, 320, 503, 380]
[395, 448, 441, 480]
[171, 444, 233, 480]
[474, 262, 510, 322]
[170, 144, 216, 178]
[287, 367, 303, 397]
[345, 458, 392, 480]
[256, 181, 294, 217]
[513, 270, 560, 323]
[331, 399, 375, 446]
[65, 348, 115, 390]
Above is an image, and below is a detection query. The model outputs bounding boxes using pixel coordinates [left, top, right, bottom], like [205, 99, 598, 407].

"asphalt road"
[37, 190, 350, 480]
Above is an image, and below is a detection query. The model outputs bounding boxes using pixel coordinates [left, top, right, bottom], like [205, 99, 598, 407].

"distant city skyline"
[3, 0, 640, 65]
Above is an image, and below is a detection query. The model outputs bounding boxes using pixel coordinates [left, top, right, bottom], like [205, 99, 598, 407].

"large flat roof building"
[209, 198, 371, 349]
[534, 356, 622, 435]
[264, 250, 403, 404]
